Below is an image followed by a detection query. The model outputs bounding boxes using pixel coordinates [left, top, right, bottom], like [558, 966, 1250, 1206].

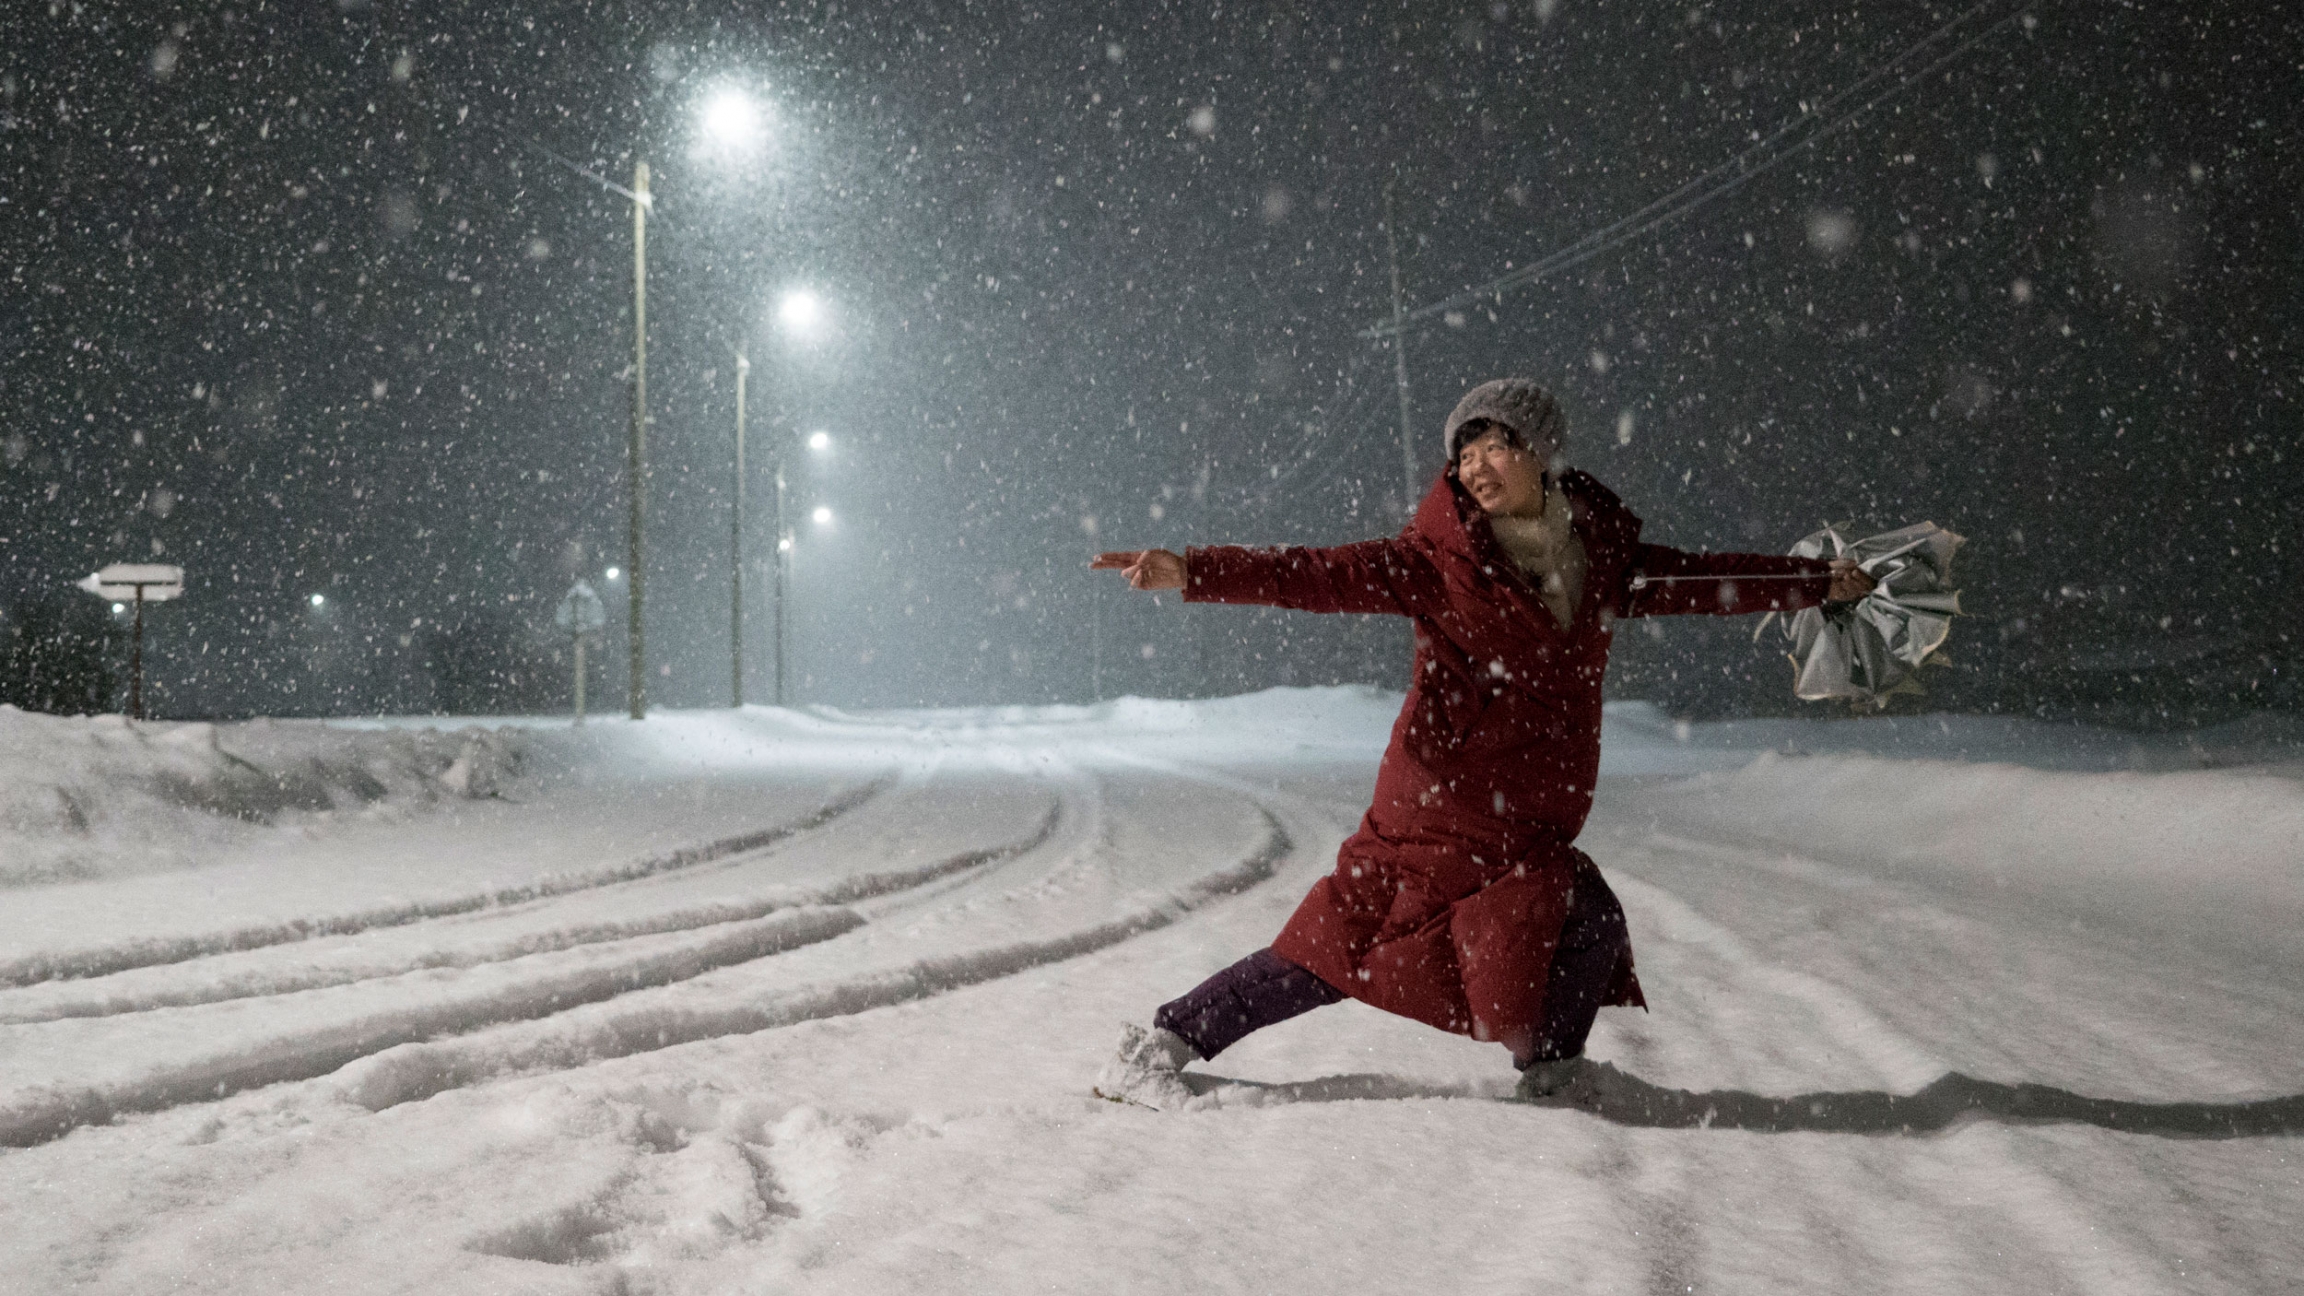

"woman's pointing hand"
[1090, 549, 1187, 592]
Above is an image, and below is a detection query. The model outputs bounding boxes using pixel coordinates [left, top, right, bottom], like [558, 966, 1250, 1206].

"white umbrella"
[1761, 521, 1965, 703]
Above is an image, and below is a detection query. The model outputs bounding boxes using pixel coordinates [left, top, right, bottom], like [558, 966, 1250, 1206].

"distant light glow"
[807, 430, 831, 451]
[310, 593, 326, 608]
[700, 88, 763, 147]
[604, 566, 622, 581]
[112, 602, 126, 614]
[777, 289, 822, 334]
[811, 506, 833, 525]
[777, 536, 793, 552]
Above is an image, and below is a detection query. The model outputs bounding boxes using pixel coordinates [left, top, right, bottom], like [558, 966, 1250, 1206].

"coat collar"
[1406, 466, 1641, 565]
[1405, 467, 1644, 637]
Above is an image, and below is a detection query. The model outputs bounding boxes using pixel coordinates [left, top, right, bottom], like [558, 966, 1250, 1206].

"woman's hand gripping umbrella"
[1758, 521, 1966, 704]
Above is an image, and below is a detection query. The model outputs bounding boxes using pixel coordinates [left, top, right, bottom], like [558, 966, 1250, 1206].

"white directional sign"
[75, 563, 186, 720]
[554, 580, 607, 635]
[78, 563, 186, 602]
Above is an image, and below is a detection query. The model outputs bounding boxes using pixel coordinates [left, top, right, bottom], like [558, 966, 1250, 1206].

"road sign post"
[76, 564, 185, 720]
[554, 580, 608, 725]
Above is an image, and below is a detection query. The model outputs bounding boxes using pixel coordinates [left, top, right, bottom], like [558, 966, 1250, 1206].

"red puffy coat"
[1184, 468, 1833, 1047]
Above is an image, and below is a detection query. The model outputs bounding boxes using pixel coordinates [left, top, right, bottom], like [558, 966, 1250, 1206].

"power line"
[1362, 0, 2036, 339]
[1221, 348, 1393, 514]
[507, 133, 654, 208]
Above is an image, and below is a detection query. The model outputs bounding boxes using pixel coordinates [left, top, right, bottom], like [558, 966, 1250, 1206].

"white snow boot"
[1514, 1054, 1592, 1103]
[1093, 1023, 1198, 1111]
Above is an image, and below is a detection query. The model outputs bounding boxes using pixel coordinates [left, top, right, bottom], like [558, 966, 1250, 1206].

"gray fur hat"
[1444, 378, 1565, 463]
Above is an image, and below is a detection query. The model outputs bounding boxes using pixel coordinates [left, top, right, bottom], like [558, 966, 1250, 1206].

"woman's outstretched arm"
[1091, 538, 1435, 616]
[1616, 545, 1872, 618]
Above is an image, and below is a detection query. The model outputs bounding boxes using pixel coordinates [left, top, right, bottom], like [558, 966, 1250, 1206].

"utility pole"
[1383, 178, 1418, 516]
[772, 460, 788, 707]
[627, 160, 649, 720]
[731, 350, 748, 708]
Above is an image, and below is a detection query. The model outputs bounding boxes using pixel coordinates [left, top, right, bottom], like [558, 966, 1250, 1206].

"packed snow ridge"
[0, 704, 518, 889]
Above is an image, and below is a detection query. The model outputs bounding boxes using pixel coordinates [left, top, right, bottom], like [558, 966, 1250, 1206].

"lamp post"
[764, 289, 826, 708]
[700, 89, 782, 709]
[773, 459, 789, 707]
[524, 142, 653, 716]
[730, 349, 748, 707]
[627, 161, 650, 720]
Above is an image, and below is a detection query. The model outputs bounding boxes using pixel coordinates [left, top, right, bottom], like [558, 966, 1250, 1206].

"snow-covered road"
[0, 691, 2297, 1293]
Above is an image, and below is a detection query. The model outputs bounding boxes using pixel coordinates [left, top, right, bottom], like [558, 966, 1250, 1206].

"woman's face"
[1455, 426, 1549, 517]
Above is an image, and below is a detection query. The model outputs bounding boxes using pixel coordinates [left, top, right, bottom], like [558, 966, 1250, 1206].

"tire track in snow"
[0, 799, 1061, 1025]
[0, 909, 863, 1149]
[329, 775, 1293, 1113]
[0, 800, 1061, 1147]
[0, 775, 895, 989]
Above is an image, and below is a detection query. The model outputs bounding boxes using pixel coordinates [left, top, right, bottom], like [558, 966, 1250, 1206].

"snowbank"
[1618, 749, 2304, 959]
[1601, 699, 2304, 774]
[802, 684, 1402, 757]
[0, 708, 520, 886]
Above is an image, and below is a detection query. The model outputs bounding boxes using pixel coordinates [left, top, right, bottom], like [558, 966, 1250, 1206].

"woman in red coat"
[1091, 378, 1873, 1107]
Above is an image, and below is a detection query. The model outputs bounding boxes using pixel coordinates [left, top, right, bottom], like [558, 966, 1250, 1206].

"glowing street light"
[309, 593, 327, 608]
[811, 505, 833, 526]
[700, 88, 763, 150]
[729, 281, 823, 710]
[700, 86, 784, 711]
[758, 290, 832, 710]
[604, 566, 622, 581]
[777, 288, 822, 335]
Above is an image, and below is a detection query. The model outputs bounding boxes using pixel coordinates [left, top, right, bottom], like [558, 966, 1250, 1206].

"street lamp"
[542, 83, 807, 717]
[627, 161, 651, 720]
[535, 150, 648, 717]
[777, 288, 821, 334]
[699, 88, 798, 710]
[729, 349, 750, 708]
[700, 88, 764, 151]
[757, 292, 828, 709]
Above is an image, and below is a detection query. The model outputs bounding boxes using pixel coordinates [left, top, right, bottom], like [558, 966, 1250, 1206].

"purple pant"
[1154, 868, 1630, 1067]
[1153, 948, 1344, 1060]
[1523, 866, 1630, 1065]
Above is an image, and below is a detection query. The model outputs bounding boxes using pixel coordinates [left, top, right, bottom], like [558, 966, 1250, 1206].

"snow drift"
[0, 707, 522, 886]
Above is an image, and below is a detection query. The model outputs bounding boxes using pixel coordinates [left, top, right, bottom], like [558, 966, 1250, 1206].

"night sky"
[2, 0, 2297, 723]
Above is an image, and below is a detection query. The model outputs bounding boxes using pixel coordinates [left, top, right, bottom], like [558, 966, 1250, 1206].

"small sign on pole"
[77, 563, 186, 721]
[554, 580, 608, 724]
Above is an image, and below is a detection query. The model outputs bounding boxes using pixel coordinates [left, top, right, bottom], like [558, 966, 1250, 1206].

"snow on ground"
[0, 688, 2298, 1293]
